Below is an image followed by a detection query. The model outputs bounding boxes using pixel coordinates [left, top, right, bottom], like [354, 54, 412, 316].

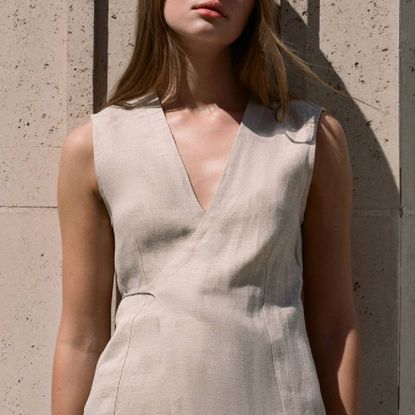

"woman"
[52, 1, 361, 414]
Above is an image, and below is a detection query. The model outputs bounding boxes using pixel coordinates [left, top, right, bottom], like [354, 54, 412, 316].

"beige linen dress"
[83, 90, 327, 415]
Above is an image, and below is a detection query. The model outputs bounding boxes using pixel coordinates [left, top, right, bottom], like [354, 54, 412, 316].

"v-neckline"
[155, 92, 254, 218]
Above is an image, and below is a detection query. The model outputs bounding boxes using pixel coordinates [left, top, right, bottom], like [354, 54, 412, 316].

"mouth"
[192, 1, 227, 18]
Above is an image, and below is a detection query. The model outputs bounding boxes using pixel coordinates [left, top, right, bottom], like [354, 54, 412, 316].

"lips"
[192, 1, 227, 18]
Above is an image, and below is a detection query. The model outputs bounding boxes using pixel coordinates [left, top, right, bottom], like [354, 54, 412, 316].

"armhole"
[300, 106, 327, 225]
[90, 113, 113, 227]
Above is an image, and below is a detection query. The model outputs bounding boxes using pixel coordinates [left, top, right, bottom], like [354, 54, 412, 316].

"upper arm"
[56, 121, 115, 350]
[301, 111, 356, 334]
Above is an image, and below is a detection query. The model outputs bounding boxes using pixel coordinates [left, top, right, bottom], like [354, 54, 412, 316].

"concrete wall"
[0, 1, 94, 413]
[0, 0, 413, 413]
[288, 1, 401, 413]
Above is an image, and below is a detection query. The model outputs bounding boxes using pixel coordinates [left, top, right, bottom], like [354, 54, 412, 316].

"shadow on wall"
[282, 1, 398, 414]
[93, 0, 108, 112]
[93, 0, 399, 414]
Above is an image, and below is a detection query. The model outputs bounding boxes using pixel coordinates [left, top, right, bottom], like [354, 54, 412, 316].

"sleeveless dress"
[83, 90, 327, 415]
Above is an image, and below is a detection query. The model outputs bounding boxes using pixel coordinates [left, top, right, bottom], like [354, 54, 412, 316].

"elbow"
[309, 315, 361, 350]
[56, 333, 111, 354]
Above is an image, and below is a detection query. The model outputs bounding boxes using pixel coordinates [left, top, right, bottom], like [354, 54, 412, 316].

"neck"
[162, 45, 249, 111]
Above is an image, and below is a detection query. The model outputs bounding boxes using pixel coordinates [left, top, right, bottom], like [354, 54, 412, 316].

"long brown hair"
[99, 0, 359, 122]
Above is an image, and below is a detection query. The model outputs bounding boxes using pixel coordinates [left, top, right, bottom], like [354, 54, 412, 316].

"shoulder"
[287, 97, 348, 155]
[283, 99, 327, 135]
[292, 98, 350, 167]
[316, 110, 349, 155]
[58, 120, 101, 197]
[290, 98, 348, 151]
[314, 110, 351, 181]
[304, 109, 352, 221]
[60, 120, 93, 166]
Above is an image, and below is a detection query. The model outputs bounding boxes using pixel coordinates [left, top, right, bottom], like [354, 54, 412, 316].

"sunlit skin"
[163, 0, 255, 50]
[160, 0, 256, 211]
[52, 1, 360, 413]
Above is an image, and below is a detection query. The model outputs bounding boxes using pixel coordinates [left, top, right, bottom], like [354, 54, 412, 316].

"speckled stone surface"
[1, 0, 414, 413]
[0, 1, 94, 414]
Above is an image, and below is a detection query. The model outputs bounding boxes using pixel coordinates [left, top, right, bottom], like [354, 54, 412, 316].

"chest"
[104, 97, 312, 240]
[163, 104, 246, 214]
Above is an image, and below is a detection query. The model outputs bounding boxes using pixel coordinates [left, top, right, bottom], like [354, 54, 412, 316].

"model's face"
[163, 0, 256, 50]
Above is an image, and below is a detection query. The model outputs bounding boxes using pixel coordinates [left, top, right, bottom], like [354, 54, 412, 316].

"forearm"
[51, 337, 107, 414]
[309, 323, 361, 415]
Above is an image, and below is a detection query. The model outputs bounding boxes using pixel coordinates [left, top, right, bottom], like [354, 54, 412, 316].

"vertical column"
[399, 0, 415, 411]
[92, 0, 108, 112]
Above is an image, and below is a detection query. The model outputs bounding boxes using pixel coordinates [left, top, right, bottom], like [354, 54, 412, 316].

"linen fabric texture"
[83, 91, 327, 415]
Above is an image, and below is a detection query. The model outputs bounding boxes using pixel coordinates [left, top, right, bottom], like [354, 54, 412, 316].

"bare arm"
[51, 122, 115, 414]
[302, 112, 361, 414]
